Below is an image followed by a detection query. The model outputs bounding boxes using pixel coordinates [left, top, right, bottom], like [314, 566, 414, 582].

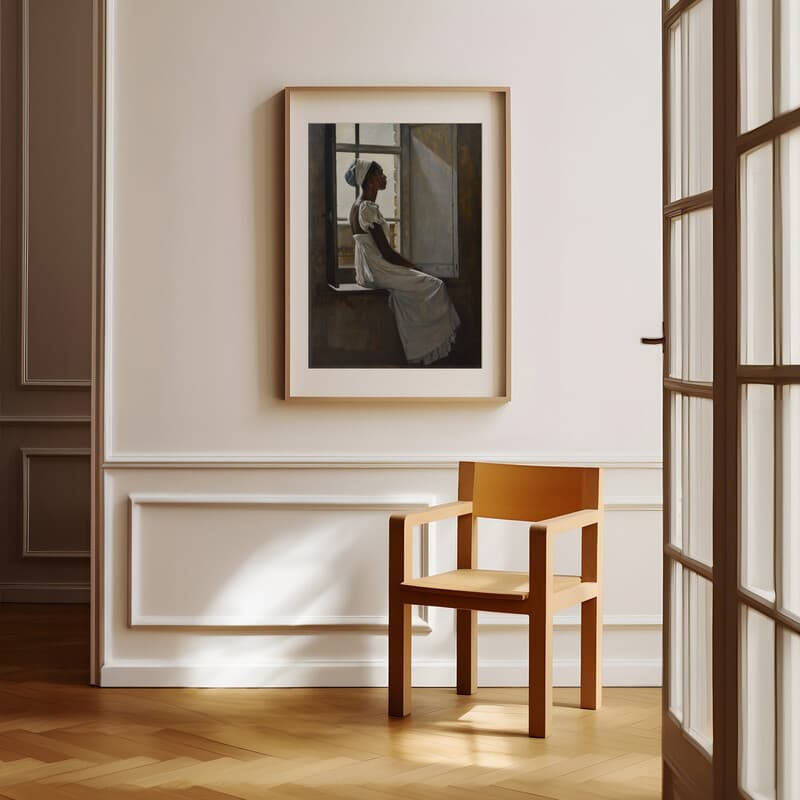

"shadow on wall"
[307, 123, 482, 369]
[138, 507, 418, 685]
[251, 94, 286, 403]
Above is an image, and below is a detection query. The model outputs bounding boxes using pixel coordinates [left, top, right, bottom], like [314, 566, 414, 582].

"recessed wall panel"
[24, 450, 90, 556]
[129, 496, 431, 627]
[23, 0, 92, 384]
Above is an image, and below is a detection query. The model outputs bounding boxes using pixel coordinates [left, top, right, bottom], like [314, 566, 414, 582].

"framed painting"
[285, 86, 510, 400]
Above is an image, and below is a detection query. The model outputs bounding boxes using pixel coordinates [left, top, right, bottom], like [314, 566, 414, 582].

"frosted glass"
[335, 123, 355, 144]
[741, 144, 775, 365]
[669, 561, 684, 722]
[740, 607, 776, 800]
[670, 395, 712, 565]
[671, 394, 684, 550]
[687, 209, 713, 381]
[686, 0, 713, 197]
[359, 124, 399, 147]
[670, 218, 683, 379]
[686, 572, 713, 752]
[668, 2, 712, 201]
[336, 151, 358, 220]
[783, 386, 800, 619]
[779, 628, 800, 800]
[742, 385, 775, 602]
[778, 0, 800, 115]
[669, 210, 713, 381]
[360, 152, 399, 222]
[687, 398, 713, 566]
[669, 22, 683, 201]
[740, 0, 774, 132]
[782, 129, 800, 364]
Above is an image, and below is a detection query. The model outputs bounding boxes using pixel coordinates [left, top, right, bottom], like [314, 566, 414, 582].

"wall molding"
[104, 455, 663, 470]
[0, 416, 91, 423]
[21, 448, 91, 557]
[100, 657, 662, 688]
[604, 497, 662, 511]
[479, 613, 662, 628]
[128, 493, 434, 630]
[0, 582, 89, 603]
[19, 0, 91, 388]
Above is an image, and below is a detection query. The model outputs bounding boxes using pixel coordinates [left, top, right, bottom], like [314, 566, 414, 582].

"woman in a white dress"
[345, 158, 460, 365]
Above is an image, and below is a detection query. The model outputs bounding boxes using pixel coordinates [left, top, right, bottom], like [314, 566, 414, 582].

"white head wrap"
[344, 158, 374, 191]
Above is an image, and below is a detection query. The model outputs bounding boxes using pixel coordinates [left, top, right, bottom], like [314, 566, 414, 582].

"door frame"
[89, 0, 107, 687]
[661, 0, 719, 794]
[663, 0, 800, 796]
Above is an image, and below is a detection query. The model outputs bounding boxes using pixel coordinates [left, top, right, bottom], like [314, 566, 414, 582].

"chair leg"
[529, 609, 552, 737]
[388, 599, 411, 717]
[456, 609, 477, 695]
[580, 597, 602, 710]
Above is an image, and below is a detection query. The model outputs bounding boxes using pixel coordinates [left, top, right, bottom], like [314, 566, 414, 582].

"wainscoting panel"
[0, 0, 92, 605]
[20, 0, 92, 386]
[23, 448, 91, 557]
[0, 426, 90, 600]
[102, 462, 662, 688]
[128, 493, 432, 630]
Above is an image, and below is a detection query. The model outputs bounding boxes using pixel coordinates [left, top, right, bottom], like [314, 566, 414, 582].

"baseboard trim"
[0, 582, 90, 603]
[100, 658, 662, 688]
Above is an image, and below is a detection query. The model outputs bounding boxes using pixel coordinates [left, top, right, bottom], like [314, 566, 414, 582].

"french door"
[662, 0, 800, 797]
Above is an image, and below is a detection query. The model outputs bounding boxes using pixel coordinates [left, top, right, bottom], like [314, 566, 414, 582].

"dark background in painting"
[307, 123, 481, 368]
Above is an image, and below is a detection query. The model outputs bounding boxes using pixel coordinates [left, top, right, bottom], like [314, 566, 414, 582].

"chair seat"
[401, 569, 582, 601]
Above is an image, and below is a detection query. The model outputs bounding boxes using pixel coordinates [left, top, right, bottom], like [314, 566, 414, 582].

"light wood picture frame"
[285, 86, 510, 401]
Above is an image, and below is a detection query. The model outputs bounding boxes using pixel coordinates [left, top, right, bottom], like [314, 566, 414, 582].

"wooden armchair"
[388, 461, 603, 738]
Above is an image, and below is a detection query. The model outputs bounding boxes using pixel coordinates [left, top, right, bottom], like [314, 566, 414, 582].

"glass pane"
[687, 398, 713, 566]
[670, 217, 683, 378]
[360, 152, 399, 222]
[740, 606, 776, 800]
[686, 0, 712, 197]
[359, 124, 399, 147]
[687, 209, 713, 381]
[336, 224, 354, 269]
[669, 561, 684, 722]
[782, 129, 800, 364]
[669, 209, 713, 382]
[778, 0, 800, 115]
[336, 151, 358, 219]
[779, 628, 800, 799]
[742, 384, 776, 602]
[670, 395, 713, 565]
[386, 221, 400, 252]
[335, 123, 355, 144]
[668, 2, 712, 202]
[669, 21, 683, 201]
[740, 0, 774, 132]
[686, 572, 713, 753]
[783, 385, 800, 619]
[671, 394, 684, 550]
[741, 144, 775, 365]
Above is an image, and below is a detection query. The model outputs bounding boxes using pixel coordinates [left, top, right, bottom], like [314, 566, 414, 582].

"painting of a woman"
[345, 158, 461, 366]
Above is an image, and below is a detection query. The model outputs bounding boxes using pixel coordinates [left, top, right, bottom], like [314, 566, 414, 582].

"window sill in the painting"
[327, 283, 386, 294]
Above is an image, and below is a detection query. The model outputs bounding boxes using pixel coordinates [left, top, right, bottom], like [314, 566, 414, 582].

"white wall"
[102, 0, 663, 687]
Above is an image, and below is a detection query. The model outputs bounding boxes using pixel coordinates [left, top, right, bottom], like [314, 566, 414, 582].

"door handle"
[641, 322, 665, 347]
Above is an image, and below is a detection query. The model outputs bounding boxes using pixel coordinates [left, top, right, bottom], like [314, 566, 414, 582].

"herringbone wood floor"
[0, 605, 660, 799]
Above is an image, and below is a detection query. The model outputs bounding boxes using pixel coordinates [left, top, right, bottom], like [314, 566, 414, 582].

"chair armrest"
[390, 501, 473, 532]
[529, 508, 602, 537]
[389, 501, 473, 585]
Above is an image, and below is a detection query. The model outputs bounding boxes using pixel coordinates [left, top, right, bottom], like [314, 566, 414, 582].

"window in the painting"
[330, 123, 402, 287]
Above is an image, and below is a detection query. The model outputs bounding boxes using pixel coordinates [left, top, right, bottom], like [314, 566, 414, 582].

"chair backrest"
[457, 461, 601, 522]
